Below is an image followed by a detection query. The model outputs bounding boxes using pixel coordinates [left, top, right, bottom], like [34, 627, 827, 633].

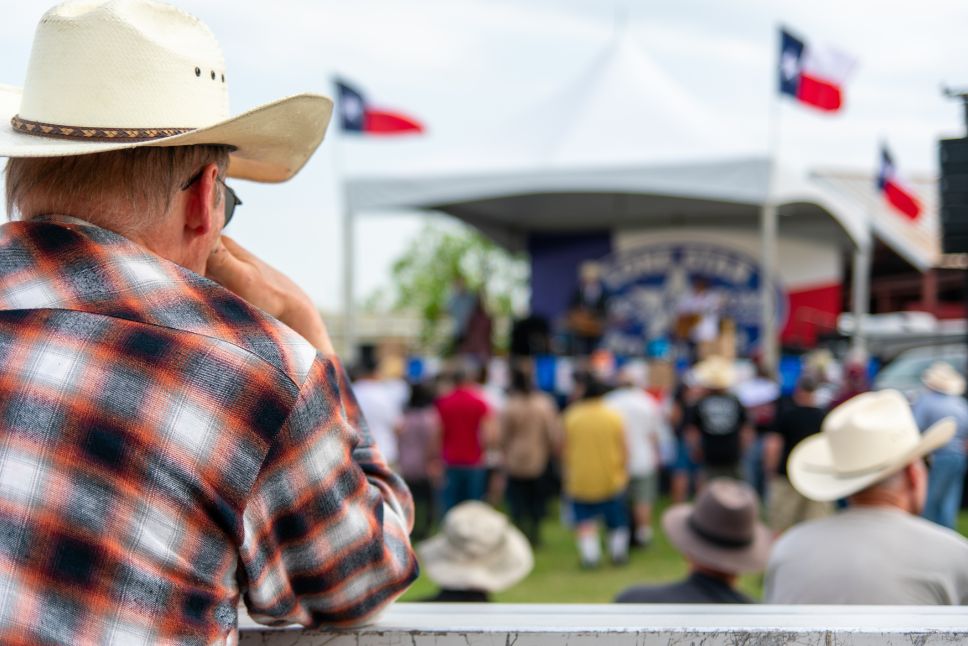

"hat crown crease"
[444, 507, 508, 558]
[691, 482, 756, 544]
[18, 0, 229, 130]
[824, 392, 919, 473]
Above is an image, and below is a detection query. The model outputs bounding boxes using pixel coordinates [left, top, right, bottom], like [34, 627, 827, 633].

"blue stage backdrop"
[528, 231, 613, 321]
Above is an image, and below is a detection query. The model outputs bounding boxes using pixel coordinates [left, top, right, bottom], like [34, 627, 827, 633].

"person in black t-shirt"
[685, 357, 752, 485]
[763, 376, 833, 534]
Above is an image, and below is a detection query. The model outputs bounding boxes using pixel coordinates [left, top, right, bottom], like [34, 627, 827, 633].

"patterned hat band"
[11, 115, 195, 143]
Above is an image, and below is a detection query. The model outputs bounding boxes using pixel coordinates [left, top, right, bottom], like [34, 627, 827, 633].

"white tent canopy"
[342, 23, 896, 257]
[340, 21, 940, 355]
[347, 156, 873, 254]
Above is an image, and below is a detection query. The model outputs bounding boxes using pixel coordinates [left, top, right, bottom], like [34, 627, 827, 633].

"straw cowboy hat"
[788, 389, 955, 502]
[662, 478, 771, 574]
[0, 0, 332, 182]
[417, 502, 534, 593]
[922, 362, 966, 397]
[693, 356, 736, 390]
[378, 354, 407, 381]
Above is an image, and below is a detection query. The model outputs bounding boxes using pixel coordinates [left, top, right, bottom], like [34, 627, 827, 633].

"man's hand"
[205, 236, 334, 354]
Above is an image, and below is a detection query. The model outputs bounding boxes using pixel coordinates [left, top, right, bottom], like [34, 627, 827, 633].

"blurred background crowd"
[349, 277, 968, 602]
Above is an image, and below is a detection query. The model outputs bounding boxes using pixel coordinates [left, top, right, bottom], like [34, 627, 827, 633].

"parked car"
[873, 344, 967, 401]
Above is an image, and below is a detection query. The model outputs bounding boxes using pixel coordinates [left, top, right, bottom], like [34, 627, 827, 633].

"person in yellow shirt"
[563, 376, 630, 568]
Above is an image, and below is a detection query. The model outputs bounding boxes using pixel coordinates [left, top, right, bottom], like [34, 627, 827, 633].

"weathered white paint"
[238, 603, 968, 645]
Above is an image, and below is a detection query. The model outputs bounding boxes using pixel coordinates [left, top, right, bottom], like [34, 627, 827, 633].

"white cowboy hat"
[693, 356, 735, 390]
[0, 0, 332, 183]
[662, 478, 771, 574]
[417, 502, 534, 593]
[922, 362, 966, 397]
[788, 389, 955, 502]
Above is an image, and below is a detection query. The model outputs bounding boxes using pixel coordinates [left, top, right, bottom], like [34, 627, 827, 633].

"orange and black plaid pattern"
[0, 217, 417, 645]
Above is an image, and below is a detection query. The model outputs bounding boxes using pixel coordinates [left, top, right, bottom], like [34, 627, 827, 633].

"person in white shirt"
[765, 390, 968, 604]
[675, 278, 722, 360]
[605, 368, 665, 547]
[353, 354, 404, 468]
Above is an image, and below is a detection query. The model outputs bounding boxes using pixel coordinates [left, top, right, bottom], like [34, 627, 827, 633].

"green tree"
[368, 219, 529, 353]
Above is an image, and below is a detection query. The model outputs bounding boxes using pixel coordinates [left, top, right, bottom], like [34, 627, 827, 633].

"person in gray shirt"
[765, 390, 968, 604]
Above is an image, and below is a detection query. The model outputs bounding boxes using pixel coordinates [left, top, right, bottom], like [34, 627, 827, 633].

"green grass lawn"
[400, 497, 968, 603]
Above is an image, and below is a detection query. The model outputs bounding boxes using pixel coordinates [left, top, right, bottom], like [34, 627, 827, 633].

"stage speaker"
[940, 137, 968, 253]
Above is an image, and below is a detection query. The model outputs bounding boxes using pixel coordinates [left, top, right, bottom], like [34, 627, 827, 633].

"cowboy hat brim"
[0, 84, 332, 183]
[661, 503, 772, 574]
[922, 372, 966, 397]
[788, 417, 955, 502]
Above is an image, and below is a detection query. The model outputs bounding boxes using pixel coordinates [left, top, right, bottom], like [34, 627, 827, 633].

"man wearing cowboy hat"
[912, 362, 968, 529]
[0, 1, 417, 643]
[685, 356, 753, 485]
[764, 390, 968, 604]
[615, 478, 771, 603]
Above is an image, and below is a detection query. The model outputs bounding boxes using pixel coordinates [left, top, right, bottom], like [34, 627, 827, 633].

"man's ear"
[183, 163, 220, 238]
[904, 460, 926, 487]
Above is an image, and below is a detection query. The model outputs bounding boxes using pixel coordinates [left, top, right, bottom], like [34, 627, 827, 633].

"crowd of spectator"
[352, 345, 968, 605]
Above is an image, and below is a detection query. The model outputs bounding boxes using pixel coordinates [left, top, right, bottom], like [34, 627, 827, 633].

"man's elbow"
[289, 540, 419, 631]
[311, 555, 420, 628]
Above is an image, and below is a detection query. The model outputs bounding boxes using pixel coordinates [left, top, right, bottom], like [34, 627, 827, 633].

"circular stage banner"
[598, 243, 787, 356]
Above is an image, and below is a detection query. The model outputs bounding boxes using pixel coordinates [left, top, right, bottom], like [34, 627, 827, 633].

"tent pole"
[342, 205, 357, 362]
[760, 201, 778, 371]
[851, 244, 871, 358]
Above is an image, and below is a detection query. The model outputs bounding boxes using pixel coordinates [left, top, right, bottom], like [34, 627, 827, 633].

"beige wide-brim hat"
[0, 0, 333, 183]
[417, 501, 534, 593]
[788, 389, 955, 502]
[922, 362, 966, 397]
[662, 478, 771, 574]
[693, 356, 735, 390]
[378, 354, 406, 381]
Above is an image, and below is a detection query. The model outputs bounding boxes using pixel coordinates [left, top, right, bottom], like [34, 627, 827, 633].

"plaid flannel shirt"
[0, 217, 417, 645]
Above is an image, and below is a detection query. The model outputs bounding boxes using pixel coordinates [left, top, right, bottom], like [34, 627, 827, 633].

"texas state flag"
[336, 78, 424, 135]
[877, 145, 922, 221]
[778, 28, 856, 112]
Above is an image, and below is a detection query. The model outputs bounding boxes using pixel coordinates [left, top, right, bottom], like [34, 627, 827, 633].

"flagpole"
[848, 146, 880, 360]
[333, 77, 358, 363]
[760, 29, 782, 373]
[851, 237, 871, 358]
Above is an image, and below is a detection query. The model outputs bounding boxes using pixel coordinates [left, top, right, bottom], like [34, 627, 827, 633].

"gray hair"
[5, 145, 233, 231]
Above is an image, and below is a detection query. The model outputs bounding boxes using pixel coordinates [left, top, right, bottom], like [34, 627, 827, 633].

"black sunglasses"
[181, 169, 242, 228]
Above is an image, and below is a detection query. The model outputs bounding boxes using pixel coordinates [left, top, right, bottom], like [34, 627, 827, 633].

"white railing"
[238, 602, 968, 645]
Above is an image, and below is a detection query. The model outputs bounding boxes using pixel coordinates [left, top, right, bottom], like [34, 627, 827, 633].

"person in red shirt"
[435, 364, 498, 511]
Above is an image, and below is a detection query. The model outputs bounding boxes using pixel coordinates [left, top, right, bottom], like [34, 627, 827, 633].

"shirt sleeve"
[911, 398, 930, 432]
[238, 354, 418, 628]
